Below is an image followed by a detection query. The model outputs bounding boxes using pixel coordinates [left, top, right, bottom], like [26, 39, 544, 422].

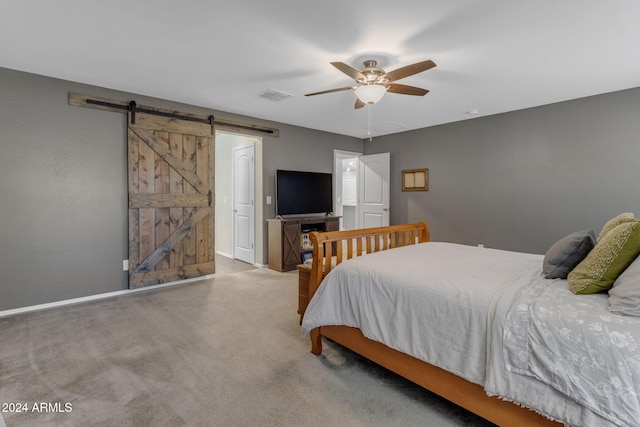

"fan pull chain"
[367, 104, 373, 141]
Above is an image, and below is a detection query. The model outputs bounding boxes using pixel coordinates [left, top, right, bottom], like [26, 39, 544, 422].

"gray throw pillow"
[609, 256, 640, 316]
[543, 229, 596, 279]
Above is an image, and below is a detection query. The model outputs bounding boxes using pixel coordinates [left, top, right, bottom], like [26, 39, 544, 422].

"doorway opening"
[334, 150, 362, 230]
[334, 150, 391, 231]
[215, 132, 263, 267]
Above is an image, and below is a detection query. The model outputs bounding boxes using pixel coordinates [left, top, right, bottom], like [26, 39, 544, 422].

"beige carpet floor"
[0, 268, 494, 426]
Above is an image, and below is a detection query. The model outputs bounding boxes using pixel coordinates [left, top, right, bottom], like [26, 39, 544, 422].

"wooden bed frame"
[306, 222, 561, 427]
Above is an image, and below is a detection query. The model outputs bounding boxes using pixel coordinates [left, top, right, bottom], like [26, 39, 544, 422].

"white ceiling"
[3, 1, 640, 139]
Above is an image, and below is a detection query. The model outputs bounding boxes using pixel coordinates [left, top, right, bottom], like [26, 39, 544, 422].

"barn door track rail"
[69, 92, 279, 137]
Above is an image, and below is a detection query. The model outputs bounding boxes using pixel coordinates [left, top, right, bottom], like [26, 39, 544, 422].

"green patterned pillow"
[568, 220, 640, 294]
[598, 212, 636, 242]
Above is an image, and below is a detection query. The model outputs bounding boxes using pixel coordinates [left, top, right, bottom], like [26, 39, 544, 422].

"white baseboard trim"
[0, 274, 215, 319]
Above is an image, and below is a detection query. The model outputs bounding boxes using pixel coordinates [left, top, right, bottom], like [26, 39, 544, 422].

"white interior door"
[358, 152, 390, 228]
[233, 144, 255, 264]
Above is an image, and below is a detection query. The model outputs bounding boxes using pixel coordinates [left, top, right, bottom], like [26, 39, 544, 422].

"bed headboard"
[308, 222, 430, 298]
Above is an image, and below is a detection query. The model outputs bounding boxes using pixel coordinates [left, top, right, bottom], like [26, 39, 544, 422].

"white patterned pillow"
[609, 256, 640, 316]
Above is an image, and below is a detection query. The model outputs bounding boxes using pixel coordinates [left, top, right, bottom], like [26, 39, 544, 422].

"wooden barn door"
[127, 112, 215, 288]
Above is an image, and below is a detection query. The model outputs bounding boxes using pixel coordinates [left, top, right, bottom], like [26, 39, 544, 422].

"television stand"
[267, 216, 340, 272]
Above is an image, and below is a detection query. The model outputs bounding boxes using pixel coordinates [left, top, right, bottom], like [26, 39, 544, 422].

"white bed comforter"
[494, 275, 640, 427]
[301, 242, 542, 386]
[302, 241, 640, 426]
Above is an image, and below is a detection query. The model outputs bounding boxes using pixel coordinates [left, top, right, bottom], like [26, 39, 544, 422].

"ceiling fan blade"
[305, 86, 356, 96]
[354, 98, 366, 109]
[383, 60, 436, 83]
[386, 83, 429, 96]
[331, 62, 365, 81]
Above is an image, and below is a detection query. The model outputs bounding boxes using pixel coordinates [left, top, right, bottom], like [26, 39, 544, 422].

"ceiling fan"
[305, 59, 436, 109]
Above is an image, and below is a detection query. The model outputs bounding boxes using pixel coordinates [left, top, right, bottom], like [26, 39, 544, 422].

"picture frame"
[402, 168, 429, 191]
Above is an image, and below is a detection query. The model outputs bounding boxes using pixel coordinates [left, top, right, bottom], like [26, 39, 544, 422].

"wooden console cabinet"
[267, 216, 339, 272]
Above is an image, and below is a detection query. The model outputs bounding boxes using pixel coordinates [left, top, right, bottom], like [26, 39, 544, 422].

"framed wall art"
[402, 168, 429, 191]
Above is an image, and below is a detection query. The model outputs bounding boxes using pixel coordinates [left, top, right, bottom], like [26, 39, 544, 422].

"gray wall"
[4, 64, 640, 311]
[0, 67, 362, 310]
[366, 87, 640, 254]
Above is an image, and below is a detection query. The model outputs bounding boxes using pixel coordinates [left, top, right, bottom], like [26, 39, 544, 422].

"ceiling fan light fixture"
[355, 84, 387, 104]
[305, 58, 435, 109]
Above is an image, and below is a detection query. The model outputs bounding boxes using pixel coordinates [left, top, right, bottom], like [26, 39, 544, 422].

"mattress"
[302, 241, 543, 386]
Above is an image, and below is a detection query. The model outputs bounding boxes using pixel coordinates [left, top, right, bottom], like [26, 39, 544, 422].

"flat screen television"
[276, 169, 333, 216]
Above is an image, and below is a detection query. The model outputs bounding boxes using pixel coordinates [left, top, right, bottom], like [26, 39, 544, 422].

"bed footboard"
[307, 221, 429, 307]
[307, 222, 429, 354]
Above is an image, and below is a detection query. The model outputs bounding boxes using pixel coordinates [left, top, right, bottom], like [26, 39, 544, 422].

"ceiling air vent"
[257, 89, 293, 102]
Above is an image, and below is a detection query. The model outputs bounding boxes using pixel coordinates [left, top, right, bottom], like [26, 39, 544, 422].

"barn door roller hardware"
[122, 100, 215, 128]
[69, 92, 279, 137]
